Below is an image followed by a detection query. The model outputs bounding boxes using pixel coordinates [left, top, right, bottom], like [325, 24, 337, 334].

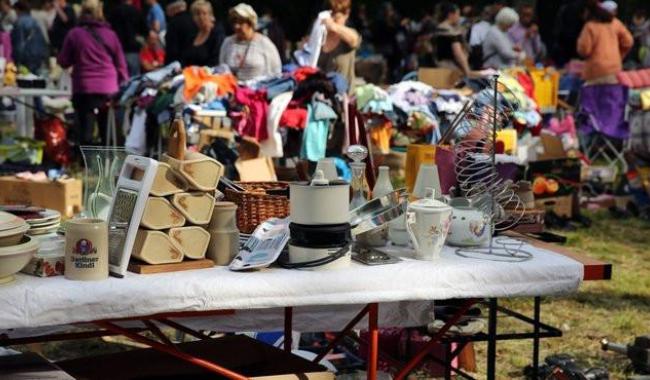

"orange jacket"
[577, 18, 633, 80]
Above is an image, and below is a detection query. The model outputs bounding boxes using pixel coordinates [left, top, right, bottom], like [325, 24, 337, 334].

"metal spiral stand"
[454, 75, 532, 262]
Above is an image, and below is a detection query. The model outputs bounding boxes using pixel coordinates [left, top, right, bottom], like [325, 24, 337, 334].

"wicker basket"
[224, 182, 290, 234]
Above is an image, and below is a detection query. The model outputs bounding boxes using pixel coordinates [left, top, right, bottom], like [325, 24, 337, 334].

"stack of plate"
[0, 211, 30, 246]
[23, 209, 61, 236]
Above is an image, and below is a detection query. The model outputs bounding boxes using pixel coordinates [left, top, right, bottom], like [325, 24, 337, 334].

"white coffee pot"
[406, 188, 452, 261]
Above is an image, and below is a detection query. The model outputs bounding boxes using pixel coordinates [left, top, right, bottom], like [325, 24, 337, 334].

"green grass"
[12, 211, 650, 379]
[472, 211, 650, 379]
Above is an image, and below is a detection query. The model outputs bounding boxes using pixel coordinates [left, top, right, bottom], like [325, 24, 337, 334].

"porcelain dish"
[0, 235, 40, 284]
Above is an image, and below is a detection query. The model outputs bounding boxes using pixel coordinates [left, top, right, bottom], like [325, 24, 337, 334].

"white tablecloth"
[0, 239, 583, 334]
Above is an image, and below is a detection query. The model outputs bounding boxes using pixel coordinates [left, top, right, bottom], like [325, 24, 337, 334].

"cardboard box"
[236, 157, 277, 182]
[538, 133, 567, 160]
[418, 67, 463, 89]
[58, 334, 333, 380]
[535, 195, 574, 218]
[0, 177, 82, 218]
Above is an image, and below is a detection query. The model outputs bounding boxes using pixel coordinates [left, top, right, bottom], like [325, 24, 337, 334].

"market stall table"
[0, 87, 72, 138]
[0, 238, 608, 380]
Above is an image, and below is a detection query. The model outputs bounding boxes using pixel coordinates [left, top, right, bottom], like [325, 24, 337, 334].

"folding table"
[0, 237, 609, 379]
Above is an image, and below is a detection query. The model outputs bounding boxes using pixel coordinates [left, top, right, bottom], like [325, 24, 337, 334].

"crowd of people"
[346, 0, 640, 83]
[0, 0, 646, 147]
[0, 1, 646, 84]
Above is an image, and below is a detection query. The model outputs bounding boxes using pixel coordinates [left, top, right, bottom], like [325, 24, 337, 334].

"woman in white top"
[219, 3, 281, 81]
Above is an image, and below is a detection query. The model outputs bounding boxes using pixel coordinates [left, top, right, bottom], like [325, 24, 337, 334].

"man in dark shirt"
[49, 0, 75, 53]
[165, 0, 197, 65]
[108, 0, 145, 77]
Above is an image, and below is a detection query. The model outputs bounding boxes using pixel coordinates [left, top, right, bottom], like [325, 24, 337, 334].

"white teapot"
[406, 188, 452, 261]
[446, 198, 491, 247]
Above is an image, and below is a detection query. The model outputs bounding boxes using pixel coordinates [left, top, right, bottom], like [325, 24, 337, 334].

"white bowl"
[0, 235, 40, 284]
[0, 223, 30, 247]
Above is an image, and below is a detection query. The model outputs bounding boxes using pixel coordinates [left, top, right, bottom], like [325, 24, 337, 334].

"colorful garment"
[233, 87, 269, 141]
[182, 66, 237, 101]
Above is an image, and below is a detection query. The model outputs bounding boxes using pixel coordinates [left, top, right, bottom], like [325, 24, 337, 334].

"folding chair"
[576, 83, 630, 175]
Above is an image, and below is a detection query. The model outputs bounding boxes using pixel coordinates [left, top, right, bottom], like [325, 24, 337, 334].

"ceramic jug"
[406, 188, 452, 261]
[206, 202, 240, 266]
[446, 198, 492, 247]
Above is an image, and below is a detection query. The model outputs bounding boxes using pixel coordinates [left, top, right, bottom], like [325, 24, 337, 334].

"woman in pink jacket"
[58, 0, 128, 147]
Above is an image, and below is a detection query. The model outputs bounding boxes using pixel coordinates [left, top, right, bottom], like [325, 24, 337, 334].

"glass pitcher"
[79, 146, 129, 220]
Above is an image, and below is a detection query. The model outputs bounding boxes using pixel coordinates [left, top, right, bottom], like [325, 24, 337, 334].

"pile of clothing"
[354, 81, 471, 147]
[117, 61, 349, 162]
[498, 73, 542, 128]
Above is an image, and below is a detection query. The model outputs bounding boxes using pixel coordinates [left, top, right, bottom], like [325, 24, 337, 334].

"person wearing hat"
[219, 3, 281, 81]
[600, 0, 617, 16]
[577, 0, 632, 83]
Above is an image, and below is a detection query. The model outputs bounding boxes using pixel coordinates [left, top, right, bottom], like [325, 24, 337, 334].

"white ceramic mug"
[405, 194, 452, 261]
[64, 218, 109, 281]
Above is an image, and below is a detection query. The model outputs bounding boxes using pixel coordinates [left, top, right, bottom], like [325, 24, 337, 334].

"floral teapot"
[446, 197, 492, 247]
